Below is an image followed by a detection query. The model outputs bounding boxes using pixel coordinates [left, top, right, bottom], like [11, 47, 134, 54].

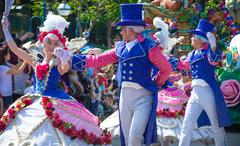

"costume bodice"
[33, 65, 71, 99]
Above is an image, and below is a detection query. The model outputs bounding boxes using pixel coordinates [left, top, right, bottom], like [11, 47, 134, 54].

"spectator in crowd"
[3, 32, 34, 101]
[0, 46, 26, 110]
[102, 94, 117, 118]
[12, 47, 33, 101]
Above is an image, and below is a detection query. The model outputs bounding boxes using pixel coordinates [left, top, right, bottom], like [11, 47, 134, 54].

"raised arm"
[206, 32, 222, 66]
[149, 45, 172, 86]
[1, 15, 35, 67]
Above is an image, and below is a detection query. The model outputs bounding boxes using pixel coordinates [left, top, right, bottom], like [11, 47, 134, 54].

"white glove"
[206, 32, 216, 48]
[53, 47, 70, 65]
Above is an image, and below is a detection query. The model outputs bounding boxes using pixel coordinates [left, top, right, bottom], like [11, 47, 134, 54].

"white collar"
[126, 39, 138, 51]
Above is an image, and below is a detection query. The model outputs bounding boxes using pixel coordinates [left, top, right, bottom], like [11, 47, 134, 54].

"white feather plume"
[39, 12, 70, 34]
[153, 17, 184, 53]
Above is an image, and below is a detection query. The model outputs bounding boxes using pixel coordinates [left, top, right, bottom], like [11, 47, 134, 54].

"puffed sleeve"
[71, 49, 118, 71]
[86, 49, 118, 68]
[71, 54, 87, 71]
[207, 47, 222, 66]
[149, 44, 172, 86]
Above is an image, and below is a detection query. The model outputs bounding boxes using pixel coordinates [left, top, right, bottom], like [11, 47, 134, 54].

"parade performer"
[55, 3, 172, 146]
[0, 13, 111, 146]
[178, 19, 232, 146]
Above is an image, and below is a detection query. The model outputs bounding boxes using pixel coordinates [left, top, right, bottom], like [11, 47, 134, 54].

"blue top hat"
[190, 19, 215, 39]
[113, 4, 146, 27]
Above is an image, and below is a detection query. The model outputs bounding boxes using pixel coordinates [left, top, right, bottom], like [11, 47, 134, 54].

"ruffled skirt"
[0, 94, 111, 146]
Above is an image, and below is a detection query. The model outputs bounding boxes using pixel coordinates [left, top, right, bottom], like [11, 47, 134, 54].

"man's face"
[120, 26, 134, 42]
[191, 35, 203, 49]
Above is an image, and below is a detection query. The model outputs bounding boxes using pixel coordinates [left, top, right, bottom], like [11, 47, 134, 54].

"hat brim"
[113, 20, 147, 27]
[190, 30, 207, 39]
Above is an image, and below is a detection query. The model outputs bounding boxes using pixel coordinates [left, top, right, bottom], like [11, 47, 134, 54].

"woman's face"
[43, 34, 61, 57]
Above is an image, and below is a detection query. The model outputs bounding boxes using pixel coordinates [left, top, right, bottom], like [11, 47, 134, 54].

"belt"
[121, 81, 143, 89]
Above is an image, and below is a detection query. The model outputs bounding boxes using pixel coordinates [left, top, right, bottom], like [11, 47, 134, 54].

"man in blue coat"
[178, 19, 232, 146]
[54, 3, 172, 146]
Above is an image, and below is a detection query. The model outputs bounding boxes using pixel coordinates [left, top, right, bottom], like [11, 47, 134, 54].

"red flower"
[36, 64, 49, 81]
[76, 129, 84, 140]
[22, 98, 33, 106]
[8, 108, 16, 115]
[65, 126, 75, 136]
[88, 132, 97, 144]
[101, 135, 107, 144]
[46, 102, 53, 109]
[0, 120, 6, 131]
[16, 103, 22, 109]
[52, 118, 63, 128]
[45, 109, 53, 117]
[42, 97, 49, 102]
[95, 137, 102, 144]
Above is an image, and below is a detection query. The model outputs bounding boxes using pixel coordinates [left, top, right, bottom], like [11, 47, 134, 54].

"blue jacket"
[115, 39, 158, 146]
[188, 46, 232, 127]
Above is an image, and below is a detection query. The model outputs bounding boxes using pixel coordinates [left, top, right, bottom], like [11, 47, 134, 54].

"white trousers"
[178, 85, 226, 146]
[119, 87, 153, 146]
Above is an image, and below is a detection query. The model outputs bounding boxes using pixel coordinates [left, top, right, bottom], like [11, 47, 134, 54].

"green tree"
[66, 0, 138, 47]
[31, 0, 138, 47]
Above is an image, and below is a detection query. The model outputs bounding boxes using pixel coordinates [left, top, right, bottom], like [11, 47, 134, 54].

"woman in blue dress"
[0, 13, 111, 146]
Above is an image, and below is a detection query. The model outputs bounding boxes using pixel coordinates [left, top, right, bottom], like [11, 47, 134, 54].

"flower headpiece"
[38, 29, 68, 50]
[39, 13, 69, 50]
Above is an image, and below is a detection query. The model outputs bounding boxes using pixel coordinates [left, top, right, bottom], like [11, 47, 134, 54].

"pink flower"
[221, 79, 240, 107]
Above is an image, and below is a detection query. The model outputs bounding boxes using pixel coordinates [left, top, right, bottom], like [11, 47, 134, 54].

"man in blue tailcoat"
[59, 3, 172, 146]
[178, 19, 232, 146]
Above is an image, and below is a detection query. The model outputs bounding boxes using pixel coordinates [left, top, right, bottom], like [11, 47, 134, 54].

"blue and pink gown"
[0, 63, 111, 146]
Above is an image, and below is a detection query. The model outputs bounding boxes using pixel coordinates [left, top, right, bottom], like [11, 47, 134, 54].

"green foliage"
[200, 0, 232, 50]
[31, 0, 44, 17]
[66, 0, 138, 23]
[200, 0, 220, 19]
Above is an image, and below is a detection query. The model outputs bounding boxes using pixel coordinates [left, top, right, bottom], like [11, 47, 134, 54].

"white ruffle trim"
[0, 98, 111, 146]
